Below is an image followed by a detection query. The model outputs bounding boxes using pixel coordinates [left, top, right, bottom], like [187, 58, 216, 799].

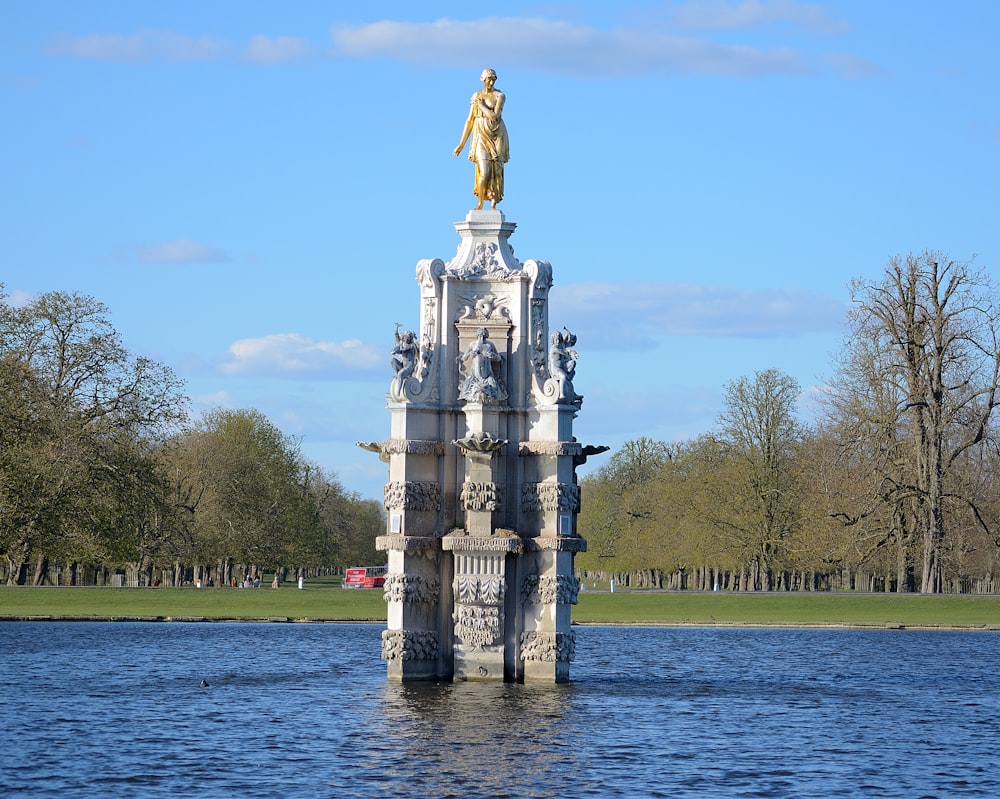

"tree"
[828, 253, 1000, 592]
[699, 368, 803, 590]
[0, 290, 186, 583]
[163, 409, 318, 575]
[578, 437, 672, 569]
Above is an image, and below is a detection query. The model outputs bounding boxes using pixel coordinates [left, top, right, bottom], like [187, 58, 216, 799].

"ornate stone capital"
[455, 605, 502, 649]
[460, 481, 503, 511]
[381, 629, 439, 662]
[522, 574, 580, 605]
[383, 574, 441, 604]
[522, 482, 581, 513]
[520, 631, 576, 663]
[384, 480, 441, 511]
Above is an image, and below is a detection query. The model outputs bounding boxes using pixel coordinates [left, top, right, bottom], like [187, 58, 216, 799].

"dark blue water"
[1, 622, 998, 798]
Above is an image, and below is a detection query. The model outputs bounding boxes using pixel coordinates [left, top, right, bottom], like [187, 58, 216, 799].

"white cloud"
[554, 280, 847, 345]
[47, 31, 229, 62]
[667, 0, 849, 34]
[329, 16, 857, 77]
[243, 35, 314, 64]
[138, 239, 228, 264]
[2, 288, 34, 308]
[191, 390, 236, 408]
[220, 333, 383, 377]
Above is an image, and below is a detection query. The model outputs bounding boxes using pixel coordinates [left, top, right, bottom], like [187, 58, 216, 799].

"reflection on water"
[1, 622, 999, 798]
[369, 681, 580, 798]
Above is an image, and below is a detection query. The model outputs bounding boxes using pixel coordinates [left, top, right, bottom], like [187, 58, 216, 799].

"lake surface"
[1, 622, 998, 798]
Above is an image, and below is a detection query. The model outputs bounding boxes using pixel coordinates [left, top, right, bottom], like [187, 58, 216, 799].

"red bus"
[341, 566, 387, 589]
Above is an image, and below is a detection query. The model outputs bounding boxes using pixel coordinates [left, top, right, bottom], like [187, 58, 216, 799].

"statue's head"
[480, 68, 497, 84]
[477, 326, 489, 340]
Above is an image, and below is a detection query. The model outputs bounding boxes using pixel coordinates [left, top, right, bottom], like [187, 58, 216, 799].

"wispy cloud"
[138, 239, 228, 264]
[553, 281, 847, 348]
[46, 31, 314, 64]
[220, 333, 383, 378]
[1, 288, 35, 308]
[665, 0, 849, 34]
[45, 6, 872, 78]
[243, 35, 314, 64]
[47, 31, 230, 62]
[330, 17, 814, 77]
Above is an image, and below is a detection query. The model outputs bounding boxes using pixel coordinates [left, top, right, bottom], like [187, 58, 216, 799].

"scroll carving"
[415, 258, 445, 289]
[447, 242, 519, 280]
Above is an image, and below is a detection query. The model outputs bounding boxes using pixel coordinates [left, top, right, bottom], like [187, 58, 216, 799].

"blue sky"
[3, 1, 998, 501]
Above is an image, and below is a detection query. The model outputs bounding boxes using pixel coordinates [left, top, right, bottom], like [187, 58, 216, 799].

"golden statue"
[453, 68, 509, 210]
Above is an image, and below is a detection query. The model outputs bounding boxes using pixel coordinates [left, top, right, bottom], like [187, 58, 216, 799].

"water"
[2, 622, 999, 798]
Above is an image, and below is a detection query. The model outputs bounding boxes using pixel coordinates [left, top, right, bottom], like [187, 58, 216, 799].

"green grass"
[2, 584, 1000, 628]
[574, 590, 1000, 628]
[0, 581, 387, 622]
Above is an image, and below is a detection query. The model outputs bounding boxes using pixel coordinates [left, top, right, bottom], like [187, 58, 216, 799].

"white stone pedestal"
[365, 210, 607, 683]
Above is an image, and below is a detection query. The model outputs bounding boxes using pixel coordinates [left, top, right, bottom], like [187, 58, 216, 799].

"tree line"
[578, 252, 1000, 593]
[0, 287, 383, 586]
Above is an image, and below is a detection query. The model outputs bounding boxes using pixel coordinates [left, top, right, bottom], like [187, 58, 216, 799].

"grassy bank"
[3, 583, 1000, 628]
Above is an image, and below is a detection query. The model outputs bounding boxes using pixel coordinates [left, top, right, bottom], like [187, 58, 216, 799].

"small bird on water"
[199, 679, 210, 688]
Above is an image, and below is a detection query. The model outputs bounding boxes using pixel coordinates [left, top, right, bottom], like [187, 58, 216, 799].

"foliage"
[0, 290, 186, 583]
[0, 287, 383, 583]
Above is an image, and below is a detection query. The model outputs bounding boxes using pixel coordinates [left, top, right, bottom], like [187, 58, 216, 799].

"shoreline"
[4, 614, 1000, 631]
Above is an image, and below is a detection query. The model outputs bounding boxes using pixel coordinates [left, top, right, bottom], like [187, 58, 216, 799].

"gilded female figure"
[453, 68, 509, 209]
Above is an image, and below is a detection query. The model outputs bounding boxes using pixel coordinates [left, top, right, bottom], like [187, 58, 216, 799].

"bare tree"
[829, 253, 1000, 592]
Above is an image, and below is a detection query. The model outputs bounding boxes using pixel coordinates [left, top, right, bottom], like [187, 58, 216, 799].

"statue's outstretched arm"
[453, 106, 475, 156]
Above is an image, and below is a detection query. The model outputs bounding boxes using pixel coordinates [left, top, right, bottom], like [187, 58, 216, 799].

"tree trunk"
[32, 553, 49, 586]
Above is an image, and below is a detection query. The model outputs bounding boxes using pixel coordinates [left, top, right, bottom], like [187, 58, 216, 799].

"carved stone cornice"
[381, 629, 439, 661]
[357, 439, 446, 462]
[442, 534, 523, 554]
[375, 535, 442, 553]
[518, 441, 584, 457]
[521, 536, 588, 553]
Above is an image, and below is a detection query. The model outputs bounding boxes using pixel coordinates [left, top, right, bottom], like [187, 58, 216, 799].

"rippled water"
[2, 622, 999, 798]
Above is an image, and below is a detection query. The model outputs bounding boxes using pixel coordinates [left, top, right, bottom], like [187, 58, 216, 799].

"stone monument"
[359, 69, 607, 683]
